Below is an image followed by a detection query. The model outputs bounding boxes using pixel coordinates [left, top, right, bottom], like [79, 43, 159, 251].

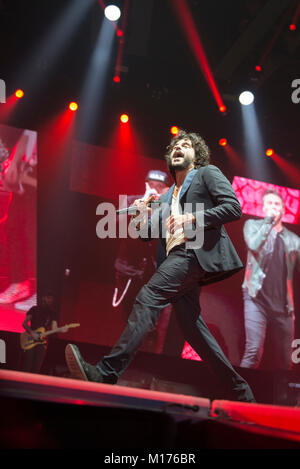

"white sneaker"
[0, 282, 31, 304]
[14, 292, 37, 311]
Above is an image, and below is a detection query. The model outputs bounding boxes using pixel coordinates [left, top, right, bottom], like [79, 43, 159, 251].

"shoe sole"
[65, 344, 88, 381]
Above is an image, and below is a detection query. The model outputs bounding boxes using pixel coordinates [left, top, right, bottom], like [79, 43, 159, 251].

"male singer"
[66, 130, 255, 402]
[240, 189, 300, 369]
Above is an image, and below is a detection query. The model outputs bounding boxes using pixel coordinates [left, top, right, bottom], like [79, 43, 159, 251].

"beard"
[168, 151, 194, 174]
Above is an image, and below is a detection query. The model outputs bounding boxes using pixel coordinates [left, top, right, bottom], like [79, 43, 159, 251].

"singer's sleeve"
[244, 218, 275, 253]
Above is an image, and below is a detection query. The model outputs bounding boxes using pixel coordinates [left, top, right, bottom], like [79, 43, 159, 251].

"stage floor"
[1, 369, 300, 449]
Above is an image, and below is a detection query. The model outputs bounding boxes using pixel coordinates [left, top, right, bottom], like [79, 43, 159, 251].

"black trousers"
[20, 344, 46, 373]
[240, 292, 294, 370]
[97, 244, 254, 401]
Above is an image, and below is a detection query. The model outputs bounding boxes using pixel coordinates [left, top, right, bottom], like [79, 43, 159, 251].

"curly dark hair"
[164, 130, 210, 178]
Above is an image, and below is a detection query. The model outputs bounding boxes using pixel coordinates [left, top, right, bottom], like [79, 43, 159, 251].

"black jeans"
[97, 245, 255, 401]
[20, 344, 46, 373]
[240, 292, 294, 370]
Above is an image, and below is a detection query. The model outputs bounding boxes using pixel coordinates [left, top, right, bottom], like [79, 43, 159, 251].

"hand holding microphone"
[265, 207, 281, 224]
[129, 194, 157, 230]
[131, 194, 157, 217]
[116, 183, 160, 215]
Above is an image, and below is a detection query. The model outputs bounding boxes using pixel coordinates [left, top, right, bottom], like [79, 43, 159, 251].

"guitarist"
[20, 292, 68, 374]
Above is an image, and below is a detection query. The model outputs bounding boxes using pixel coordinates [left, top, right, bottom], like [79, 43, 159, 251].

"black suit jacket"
[142, 165, 244, 286]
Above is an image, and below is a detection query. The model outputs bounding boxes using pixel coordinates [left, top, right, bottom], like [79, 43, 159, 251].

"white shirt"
[166, 187, 186, 256]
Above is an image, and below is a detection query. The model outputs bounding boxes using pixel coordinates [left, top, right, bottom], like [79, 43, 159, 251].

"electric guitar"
[20, 323, 80, 350]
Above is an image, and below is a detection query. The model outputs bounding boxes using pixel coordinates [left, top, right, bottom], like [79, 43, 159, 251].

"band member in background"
[65, 130, 255, 402]
[20, 292, 68, 374]
[113, 170, 171, 353]
[240, 189, 300, 370]
[0, 129, 37, 309]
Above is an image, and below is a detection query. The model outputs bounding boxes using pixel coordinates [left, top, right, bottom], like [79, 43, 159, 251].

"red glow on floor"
[211, 400, 300, 437]
[0, 369, 211, 409]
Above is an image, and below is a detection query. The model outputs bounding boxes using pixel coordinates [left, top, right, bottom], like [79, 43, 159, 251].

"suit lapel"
[162, 169, 198, 207]
[179, 169, 198, 202]
[164, 183, 175, 206]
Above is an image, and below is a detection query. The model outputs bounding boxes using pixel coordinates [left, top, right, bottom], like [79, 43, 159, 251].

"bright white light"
[239, 91, 254, 106]
[104, 5, 121, 22]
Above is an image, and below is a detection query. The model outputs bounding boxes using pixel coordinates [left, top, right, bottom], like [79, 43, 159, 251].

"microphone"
[116, 200, 161, 215]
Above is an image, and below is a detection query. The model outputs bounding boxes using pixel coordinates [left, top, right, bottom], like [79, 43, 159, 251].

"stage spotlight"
[239, 91, 254, 106]
[120, 114, 129, 123]
[117, 29, 123, 37]
[219, 105, 226, 113]
[289, 24, 296, 31]
[104, 5, 121, 22]
[170, 126, 179, 136]
[113, 76, 120, 83]
[266, 148, 274, 157]
[69, 101, 78, 111]
[15, 89, 24, 98]
[219, 138, 227, 147]
[255, 65, 262, 72]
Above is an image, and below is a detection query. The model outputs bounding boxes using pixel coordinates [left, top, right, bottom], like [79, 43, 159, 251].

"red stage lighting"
[113, 76, 121, 83]
[69, 102, 78, 111]
[289, 24, 296, 31]
[219, 105, 226, 113]
[266, 148, 274, 157]
[219, 138, 227, 147]
[255, 65, 262, 72]
[120, 114, 129, 123]
[15, 89, 24, 99]
[117, 29, 123, 37]
[170, 126, 179, 136]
